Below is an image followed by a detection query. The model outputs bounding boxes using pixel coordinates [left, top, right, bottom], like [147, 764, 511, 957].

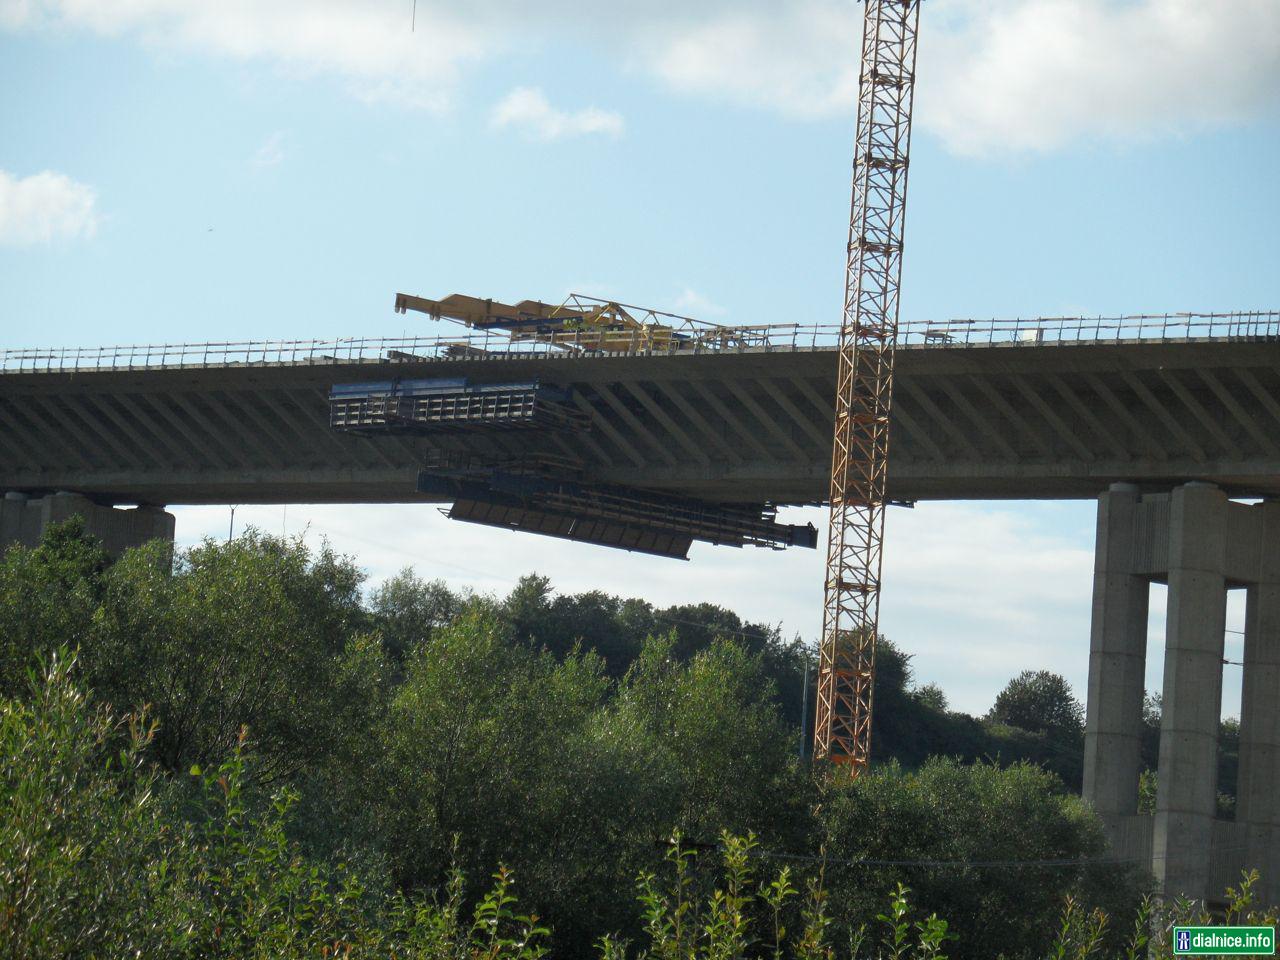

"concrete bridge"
[1, 310, 1278, 902]
[2, 316, 1279, 508]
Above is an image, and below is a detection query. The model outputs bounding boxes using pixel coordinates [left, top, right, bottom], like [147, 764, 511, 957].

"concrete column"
[1084, 483, 1150, 819]
[1238, 501, 1280, 904]
[0, 491, 175, 557]
[1154, 483, 1228, 902]
[0, 492, 30, 548]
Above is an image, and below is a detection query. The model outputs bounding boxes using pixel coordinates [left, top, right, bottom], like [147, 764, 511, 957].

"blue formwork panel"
[328, 377, 584, 433]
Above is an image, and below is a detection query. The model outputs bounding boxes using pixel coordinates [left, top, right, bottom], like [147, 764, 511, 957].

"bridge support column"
[1153, 483, 1228, 903]
[1238, 502, 1280, 904]
[0, 491, 174, 557]
[1083, 483, 1149, 821]
[1081, 483, 1280, 903]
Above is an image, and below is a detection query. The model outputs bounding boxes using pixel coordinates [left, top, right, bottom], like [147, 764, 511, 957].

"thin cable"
[305, 523, 791, 646]
[725, 841, 1253, 872]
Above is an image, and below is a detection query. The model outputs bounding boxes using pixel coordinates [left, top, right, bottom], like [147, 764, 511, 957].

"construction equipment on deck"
[813, 0, 923, 771]
[395, 292, 773, 353]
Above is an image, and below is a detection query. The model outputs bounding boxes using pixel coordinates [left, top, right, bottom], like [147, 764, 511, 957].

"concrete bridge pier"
[1239, 503, 1280, 903]
[1082, 483, 1148, 825]
[1154, 483, 1228, 902]
[1084, 484, 1280, 904]
[0, 491, 174, 557]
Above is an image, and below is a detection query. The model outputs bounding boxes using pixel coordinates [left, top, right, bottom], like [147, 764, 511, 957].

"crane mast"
[814, 0, 922, 771]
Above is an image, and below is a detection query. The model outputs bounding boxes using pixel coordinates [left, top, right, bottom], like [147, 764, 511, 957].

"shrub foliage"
[0, 524, 1178, 958]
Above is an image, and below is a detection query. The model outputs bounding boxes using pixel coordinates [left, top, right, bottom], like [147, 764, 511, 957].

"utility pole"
[800, 657, 812, 758]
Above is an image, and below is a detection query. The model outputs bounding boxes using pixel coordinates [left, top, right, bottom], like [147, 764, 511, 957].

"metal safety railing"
[1, 310, 1275, 374]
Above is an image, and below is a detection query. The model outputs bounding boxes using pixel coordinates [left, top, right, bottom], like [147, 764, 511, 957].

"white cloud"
[644, 0, 1280, 154]
[672, 288, 727, 318]
[0, 169, 99, 245]
[3, 1, 1275, 152]
[0, 0, 489, 111]
[252, 130, 286, 167]
[643, 0, 1280, 154]
[490, 87, 624, 140]
[643, 3, 860, 120]
[880, 502, 1095, 698]
[923, 0, 1280, 155]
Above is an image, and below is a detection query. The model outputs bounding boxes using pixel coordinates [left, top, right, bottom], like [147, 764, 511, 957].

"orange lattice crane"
[813, 0, 923, 772]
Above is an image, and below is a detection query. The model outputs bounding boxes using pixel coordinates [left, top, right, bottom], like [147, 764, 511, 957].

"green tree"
[608, 634, 809, 845]
[0, 650, 551, 959]
[498, 575, 809, 730]
[817, 757, 1146, 960]
[379, 611, 611, 897]
[913, 683, 948, 712]
[0, 650, 168, 959]
[1140, 691, 1162, 769]
[86, 531, 373, 784]
[0, 519, 109, 697]
[368, 567, 465, 661]
[988, 669, 1084, 739]
[867, 638, 991, 771]
[378, 621, 812, 955]
[500, 574, 648, 675]
[649, 602, 807, 730]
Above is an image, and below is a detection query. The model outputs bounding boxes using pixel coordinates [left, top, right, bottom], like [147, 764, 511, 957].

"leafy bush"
[815, 758, 1146, 960]
[368, 567, 469, 663]
[1047, 870, 1280, 960]
[85, 531, 372, 784]
[1, 649, 166, 958]
[379, 611, 611, 891]
[0, 525, 1178, 959]
[603, 833, 953, 960]
[0, 518, 109, 697]
[987, 671, 1084, 740]
[0, 650, 554, 959]
[376, 620, 811, 952]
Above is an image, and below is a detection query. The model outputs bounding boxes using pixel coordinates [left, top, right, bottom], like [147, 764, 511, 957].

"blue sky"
[2, 0, 1278, 717]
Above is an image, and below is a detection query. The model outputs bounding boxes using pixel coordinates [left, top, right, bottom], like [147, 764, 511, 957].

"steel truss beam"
[814, 0, 921, 771]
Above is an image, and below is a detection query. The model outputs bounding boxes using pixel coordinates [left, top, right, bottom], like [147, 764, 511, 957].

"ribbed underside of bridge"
[1, 339, 1279, 506]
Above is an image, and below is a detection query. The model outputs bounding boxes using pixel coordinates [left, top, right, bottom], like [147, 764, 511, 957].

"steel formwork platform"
[418, 472, 816, 558]
[448, 498, 695, 559]
[329, 378, 586, 434]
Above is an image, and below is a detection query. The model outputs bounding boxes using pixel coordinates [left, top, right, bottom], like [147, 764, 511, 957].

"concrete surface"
[1084, 484, 1280, 903]
[1, 339, 1278, 507]
[0, 491, 174, 556]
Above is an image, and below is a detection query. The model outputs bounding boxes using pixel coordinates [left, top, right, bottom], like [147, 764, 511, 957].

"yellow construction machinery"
[395, 291, 771, 353]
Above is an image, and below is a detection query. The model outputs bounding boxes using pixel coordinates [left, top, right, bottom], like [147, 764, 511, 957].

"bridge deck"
[1, 335, 1278, 506]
